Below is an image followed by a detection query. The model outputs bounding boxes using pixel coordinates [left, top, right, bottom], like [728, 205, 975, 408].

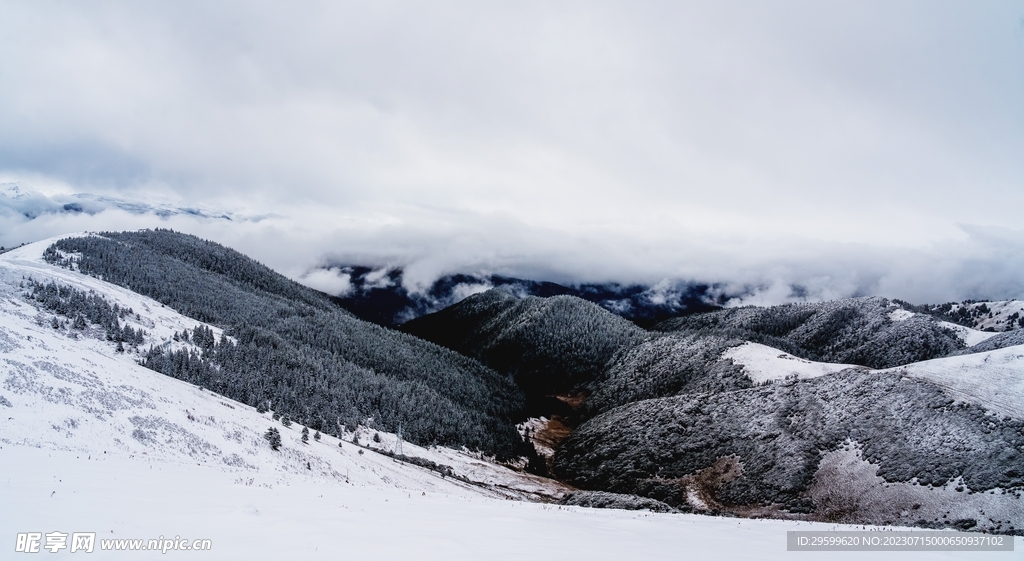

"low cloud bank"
[3, 187, 1020, 307]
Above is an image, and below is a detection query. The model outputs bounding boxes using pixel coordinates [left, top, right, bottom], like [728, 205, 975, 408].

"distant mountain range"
[323, 264, 722, 327]
[0, 183, 268, 222]
[324, 261, 1024, 338]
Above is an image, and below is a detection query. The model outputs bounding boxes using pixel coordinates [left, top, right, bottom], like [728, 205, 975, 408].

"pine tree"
[301, 426, 309, 444]
[257, 401, 268, 414]
[264, 427, 282, 451]
[116, 341, 125, 353]
[281, 415, 292, 428]
[313, 430, 321, 442]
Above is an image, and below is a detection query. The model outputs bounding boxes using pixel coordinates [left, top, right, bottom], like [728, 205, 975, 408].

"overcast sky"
[1, 1, 1022, 303]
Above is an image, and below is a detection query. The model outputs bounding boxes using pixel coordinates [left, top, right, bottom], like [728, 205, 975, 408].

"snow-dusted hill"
[556, 319, 1024, 531]
[3, 236, 1023, 559]
[0, 237, 564, 500]
[882, 346, 1024, 420]
[723, 341, 1024, 420]
[935, 300, 1024, 333]
[722, 342, 865, 384]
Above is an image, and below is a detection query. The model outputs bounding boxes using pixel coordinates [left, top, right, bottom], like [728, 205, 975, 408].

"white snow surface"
[2, 236, 1022, 559]
[725, 338, 1024, 420]
[949, 300, 1024, 332]
[11, 447, 1018, 561]
[883, 304, 998, 347]
[882, 344, 1024, 420]
[940, 321, 1000, 347]
[723, 342, 865, 384]
[887, 308, 915, 322]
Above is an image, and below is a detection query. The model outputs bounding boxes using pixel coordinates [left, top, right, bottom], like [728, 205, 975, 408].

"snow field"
[723, 342, 865, 384]
[883, 345, 1024, 420]
[726, 342, 1024, 421]
[3, 445, 1020, 561]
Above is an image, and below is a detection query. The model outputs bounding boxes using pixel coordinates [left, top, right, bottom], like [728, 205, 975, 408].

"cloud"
[296, 268, 353, 297]
[0, 2, 1021, 304]
[3, 192, 1021, 306]
[450, 281, 494, 303]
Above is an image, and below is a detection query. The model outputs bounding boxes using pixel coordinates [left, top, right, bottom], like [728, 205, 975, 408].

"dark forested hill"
[401, 286, 1024, 532]
[655, 297, 964, 369]
[554, 370, 1024, 527]
[401, 291, 972, 418]
[43, 230, 527, 458]
[402, 288, 647, 412]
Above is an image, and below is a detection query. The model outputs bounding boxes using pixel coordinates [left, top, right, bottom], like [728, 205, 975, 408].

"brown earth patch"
[553, 393, 587, 409]
[535, 416, 573, 451]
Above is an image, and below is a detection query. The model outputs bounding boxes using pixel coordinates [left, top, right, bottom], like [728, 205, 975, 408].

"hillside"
[32, 230, 528, 458]
[405, 285, 1024, 532]
[403, 290, 1002, 420]
[554, 360, 1024, 531]
[919, 300, 1024, 332]
[654, 297, 968, 369]
[0, 238, 565, 498]
[10, 231, 1024, 536]
[6, 236, 995, 560]
[402, 288, 647, 410]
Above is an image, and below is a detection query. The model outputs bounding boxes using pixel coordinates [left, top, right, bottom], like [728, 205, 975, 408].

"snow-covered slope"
[940, 321, 1000, 347]
[12, 447, 1018, 561]
[723, 342, 865, 384]
[0, 237, 562, 500]
[883, 345, 1024, 420]
[726, 341, 1024, 420]
[4, 237, 1023, 559]
[947, 300, 1024, 333]
[887, 305, 1000, 348]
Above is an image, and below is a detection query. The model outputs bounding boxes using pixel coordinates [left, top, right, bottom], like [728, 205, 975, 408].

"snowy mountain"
[654, 297, 968, 369]
[0, 237, 561, 500]
[9, 235, 1007, 560]
[0, 183, 261, 223]
[4, 231, 1023, 557]
[38, 230, 529, 458]
[555, 353, 1024, 531]
[922, 300, 1024, 333]
[403, 288, 647, 414]
[405, 287, 1024, 533]
[402, 290, 1014, 421]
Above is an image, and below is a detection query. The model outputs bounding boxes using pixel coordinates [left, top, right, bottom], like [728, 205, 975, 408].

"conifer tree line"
[904, 299, 1024, 331]
[43, 230, 528, 459]
[25, 278, 147, 347]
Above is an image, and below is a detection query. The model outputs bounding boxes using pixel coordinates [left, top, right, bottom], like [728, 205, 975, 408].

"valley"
[1, 230, 1022, 560]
